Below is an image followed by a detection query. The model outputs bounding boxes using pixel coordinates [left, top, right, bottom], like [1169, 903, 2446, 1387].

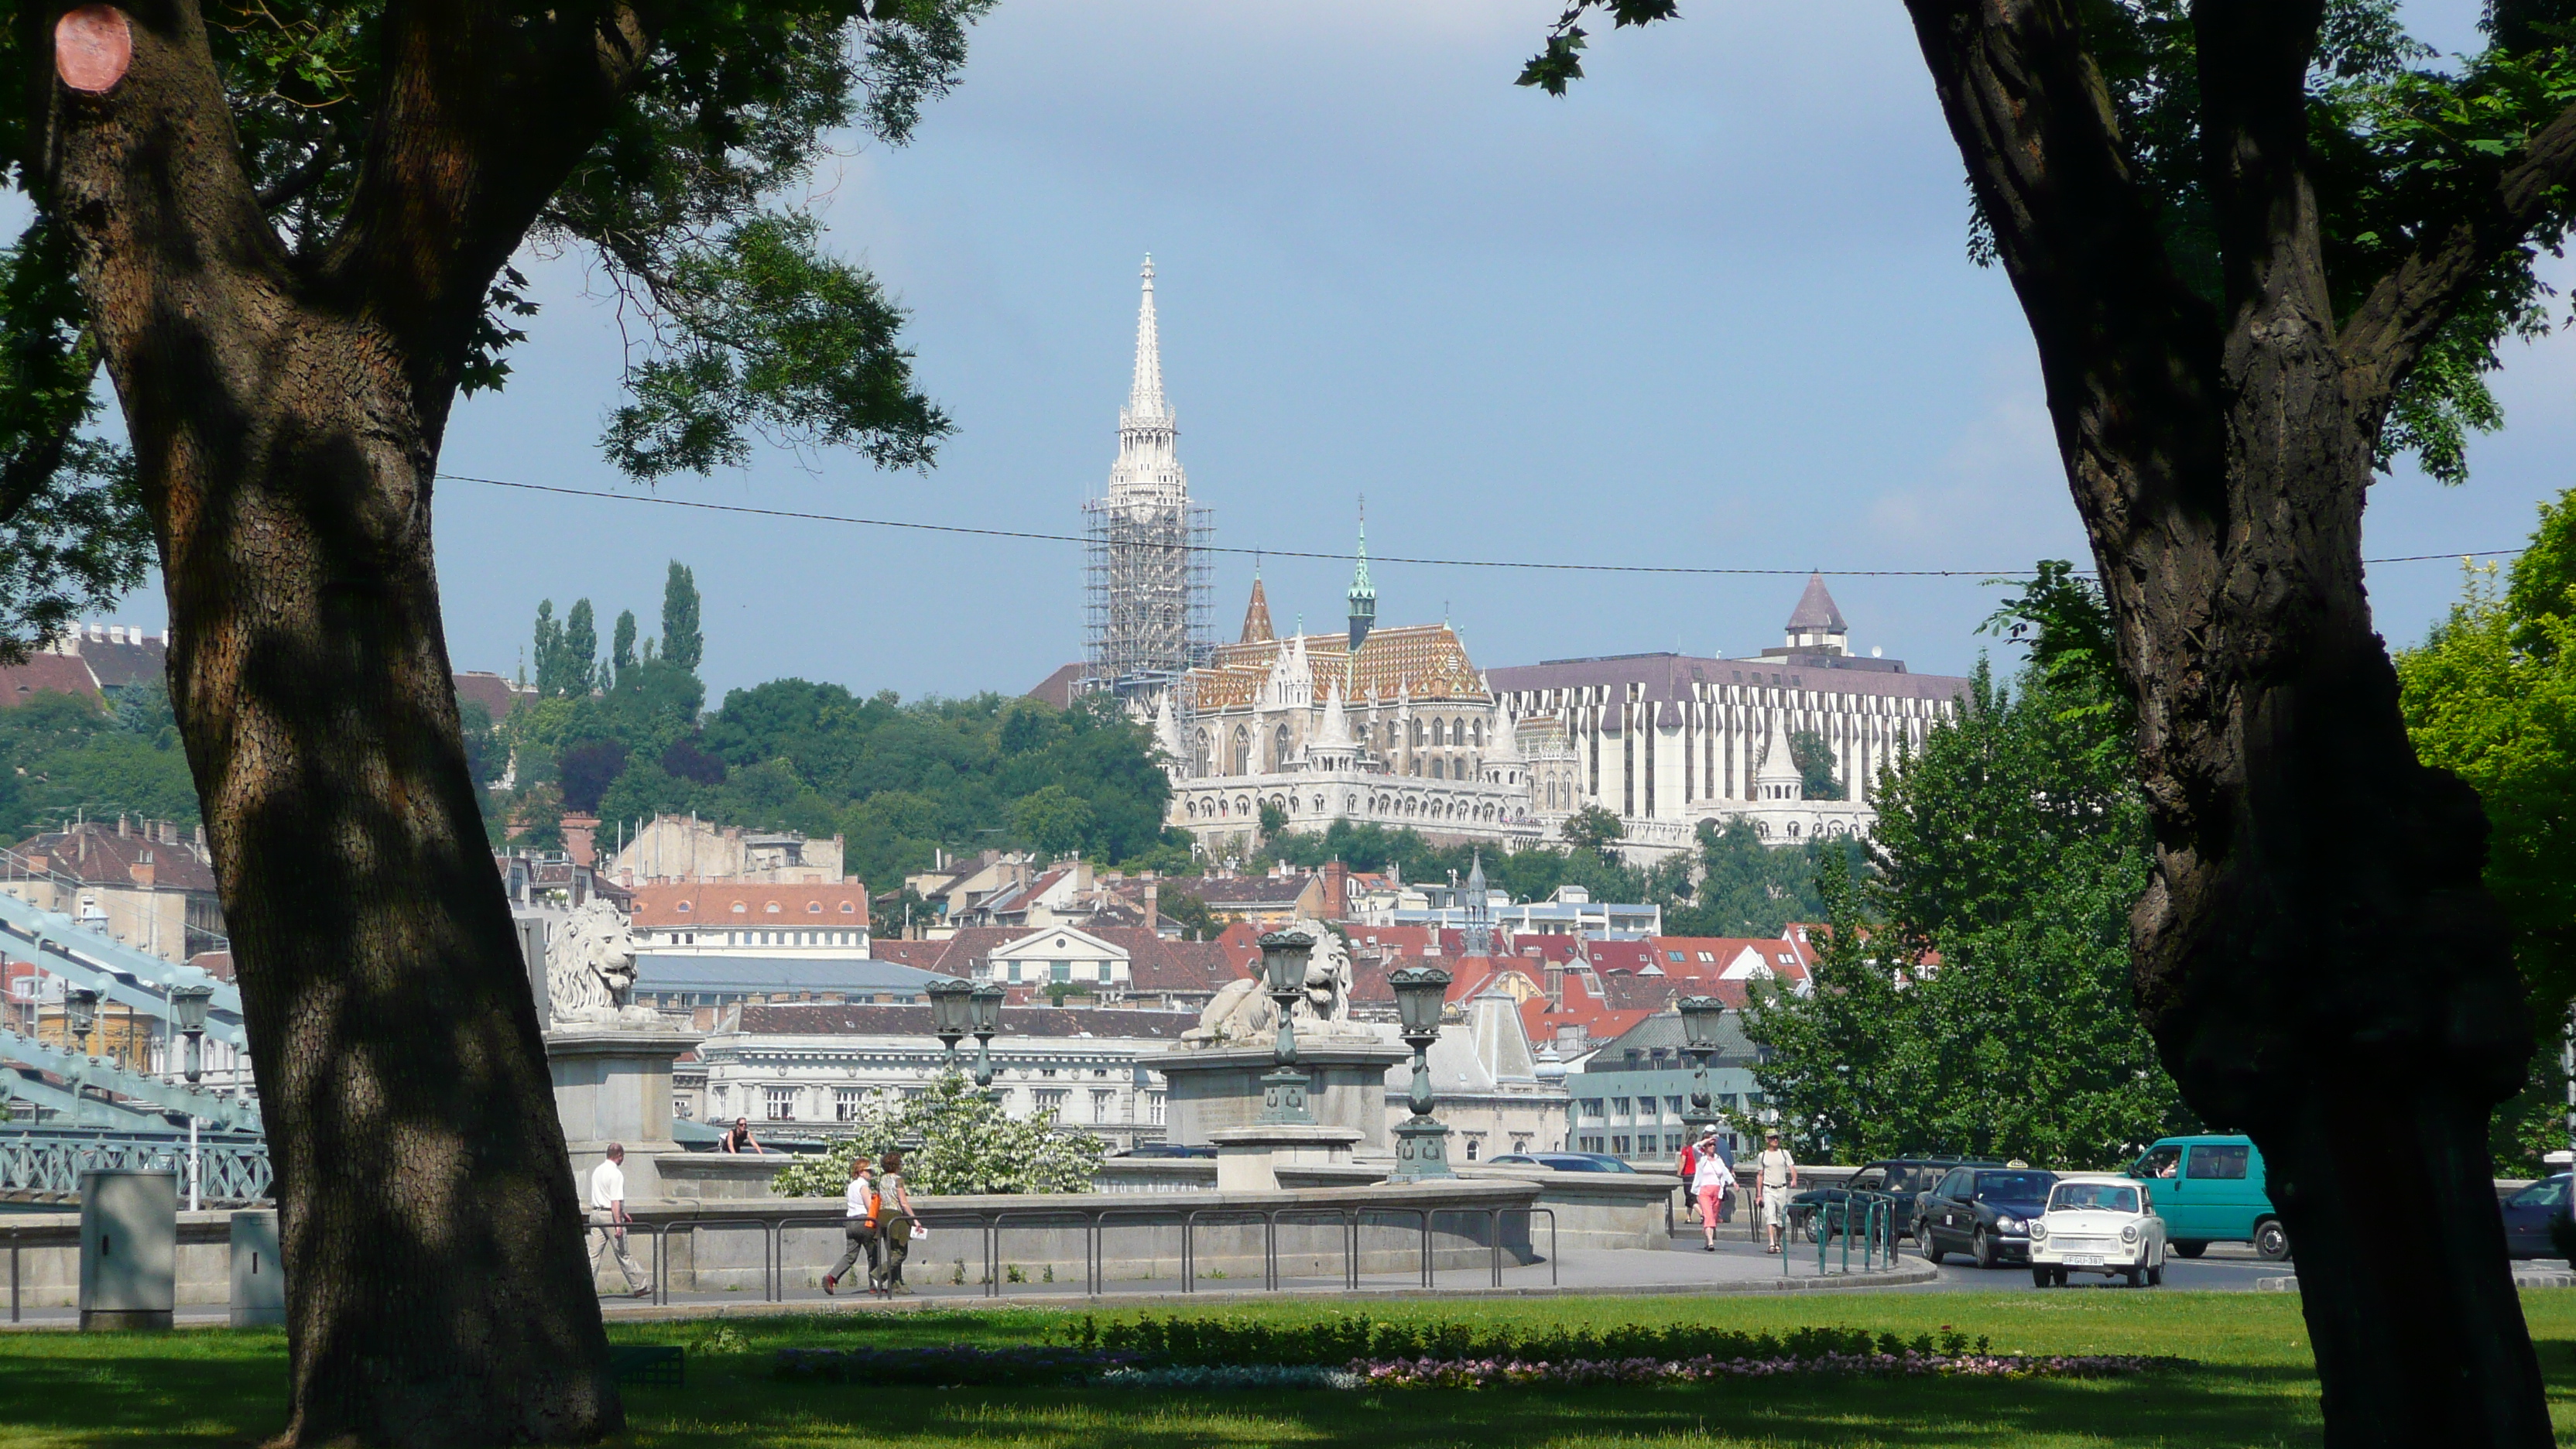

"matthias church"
[1067, 261, 1970, 861]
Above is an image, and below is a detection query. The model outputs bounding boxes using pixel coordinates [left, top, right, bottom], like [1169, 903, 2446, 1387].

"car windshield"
[2511, 1175, 2572, 1208]
[2048, 1182, 2139, 1214]
[1972, 1172, 2055, 1202]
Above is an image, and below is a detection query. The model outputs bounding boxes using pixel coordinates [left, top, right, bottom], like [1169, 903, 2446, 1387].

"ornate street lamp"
[1256, 929, 1317, 1125]
[170, 985, 212, 1211]
[1676, 995, 1726, 1136]
[968, 981, 1005, 1101]
[1389, 965, 1454, 1180]
[63, 987, 98, 1128]
[927, 978, 975, 1075]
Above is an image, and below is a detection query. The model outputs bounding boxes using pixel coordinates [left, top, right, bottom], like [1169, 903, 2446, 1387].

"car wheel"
[2253, 1218, 2291, 1262]
[2147, 1262, 2163, 1287]
[2126, 1264, 2146, 1288]
[1920, 1228, 1944, 1266]
[2171, 1240, 2206, 1259]
[2031, 1266, 2051, 1289]
[1972, 1226, 1998, 1269]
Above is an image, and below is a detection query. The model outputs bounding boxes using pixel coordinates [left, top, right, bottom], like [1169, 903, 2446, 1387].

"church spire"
[1347, 498, 1377, 653]
[1129, 255, 1167, 420]
[1240, 571, 1275, 644]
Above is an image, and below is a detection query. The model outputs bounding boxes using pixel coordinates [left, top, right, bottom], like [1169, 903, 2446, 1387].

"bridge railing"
[0, 1129, 271, 1205]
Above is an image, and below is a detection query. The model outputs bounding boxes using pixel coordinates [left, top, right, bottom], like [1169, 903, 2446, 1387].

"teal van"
[2127, 1135, 2290, 1261]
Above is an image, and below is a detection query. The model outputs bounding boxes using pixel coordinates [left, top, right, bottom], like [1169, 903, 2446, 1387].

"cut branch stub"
[54, 7, 132, 94]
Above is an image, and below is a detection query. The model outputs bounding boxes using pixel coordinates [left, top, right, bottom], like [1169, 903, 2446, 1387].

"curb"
[2258, 1271, 2576, 1295]
[598, 1266, 1945, 1322]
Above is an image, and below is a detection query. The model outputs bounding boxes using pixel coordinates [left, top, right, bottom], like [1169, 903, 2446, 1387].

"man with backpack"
[822, 1154, 880, 1295]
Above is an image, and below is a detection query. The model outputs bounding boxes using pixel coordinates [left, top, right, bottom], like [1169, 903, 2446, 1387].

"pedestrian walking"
[871, 1149, 920, 1295]
[587, 1143, 653, 1297]
[1684, 1126, 1732, 1251]
[1757, 1130, 1800, 1254]
[821, 1156, 879, 1296]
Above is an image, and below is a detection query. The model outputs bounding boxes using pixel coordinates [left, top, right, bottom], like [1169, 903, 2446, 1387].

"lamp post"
[1388, 965, 1454, 1180]
[1255, 929, 1317, 1125]
[968, 981, 1005, 1103]
[927, 978, 974, 1077]
[1677, 995, 1726, 1141]
[64, 987, 98, 1127]
[170, 985, 212, 1211]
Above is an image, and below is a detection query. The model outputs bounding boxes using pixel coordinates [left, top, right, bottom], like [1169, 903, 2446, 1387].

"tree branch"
[2338, 97, 2576, 420]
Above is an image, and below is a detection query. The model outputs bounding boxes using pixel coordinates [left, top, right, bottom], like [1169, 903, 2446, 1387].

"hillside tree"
[1530, 1, 2575, 1437]
[0, 1, 990, 1441]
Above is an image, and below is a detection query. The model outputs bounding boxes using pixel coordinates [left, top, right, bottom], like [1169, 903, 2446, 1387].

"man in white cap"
[1757, 1130, 1800, 1254]
[587, 1143, 653, 1297]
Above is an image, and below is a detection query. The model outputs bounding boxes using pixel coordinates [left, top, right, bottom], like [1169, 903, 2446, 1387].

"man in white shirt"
[588, 1143, 652, 1297]
[1757, 1131, 1800, 1255]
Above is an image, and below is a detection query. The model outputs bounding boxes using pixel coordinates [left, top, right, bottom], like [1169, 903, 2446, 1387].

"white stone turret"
[1753, 710, 1804, 803]
[1110, 257, 1182, 505]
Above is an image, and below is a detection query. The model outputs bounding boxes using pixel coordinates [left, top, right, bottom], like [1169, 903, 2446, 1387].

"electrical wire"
[440, 473, 2528, 578]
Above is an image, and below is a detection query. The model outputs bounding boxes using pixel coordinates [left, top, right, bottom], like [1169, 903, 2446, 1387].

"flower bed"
[774, 1339, 2176, 1392]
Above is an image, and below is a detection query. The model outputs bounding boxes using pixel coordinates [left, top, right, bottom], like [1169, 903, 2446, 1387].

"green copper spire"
[1347, 498, 1377, 653]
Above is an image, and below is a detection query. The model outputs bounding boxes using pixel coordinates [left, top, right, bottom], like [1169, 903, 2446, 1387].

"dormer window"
[840, 903, 857, 913]
[731, 903, 748, 914]
[807, 902, 823, 913]
[766, 903, 782, 914]
[676, 902, 692, 914]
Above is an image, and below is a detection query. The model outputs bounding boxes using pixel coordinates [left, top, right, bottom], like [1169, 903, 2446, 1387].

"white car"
[2028, 1173, 2167, 1286]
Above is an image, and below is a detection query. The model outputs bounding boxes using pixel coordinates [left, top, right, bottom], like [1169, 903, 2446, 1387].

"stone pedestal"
[1209, 1123, 1366, 1192]
[1392, 1115, 1454, 1180]
[546, 1026, 703, 1201]
[1156, 1039, 1407, 1152]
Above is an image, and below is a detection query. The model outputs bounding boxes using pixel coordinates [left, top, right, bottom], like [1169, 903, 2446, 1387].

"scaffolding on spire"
[1084, 255, 1212, 704]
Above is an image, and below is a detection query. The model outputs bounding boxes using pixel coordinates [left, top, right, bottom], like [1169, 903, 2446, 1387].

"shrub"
[771, 1069, 1106, 1197]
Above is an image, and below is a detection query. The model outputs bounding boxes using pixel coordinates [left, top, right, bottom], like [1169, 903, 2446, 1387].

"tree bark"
[32, 3, 641, 1441]
[1901, 2, 2550, 1444]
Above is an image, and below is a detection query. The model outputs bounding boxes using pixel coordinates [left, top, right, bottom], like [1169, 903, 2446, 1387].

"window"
[1577, 1098, 1605, 1123]
[2187, 1143, 2250, 1180]
[1665, 1096, 1684, 1118]
[1611, 1097, 1632, 1122]
[1665, 1133, 1684, 1153]
[1847, 1170, 1885, 1193]
[763, 1086, 796, 1122]
[1667, 951, 1684, 963]
[1091, 1088, 1117, 1122]
[676, 902, 692, 914]
[841, 902, 857, 913]
[1464, 1139, 1481, 1160]
[834, 1087, 863, 1122]
[807, 902, 823, 913]
[1033, 1088, 1068, 1115]
[1611, 1136, 1632, 1156]
[1935, 1170, 1971, 1199]
[1053, 962, 1071, 983]
[1149, 1092, 1167, 1125]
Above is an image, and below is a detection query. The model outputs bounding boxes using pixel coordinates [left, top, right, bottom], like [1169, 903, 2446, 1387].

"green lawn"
[5, 1292, 2576, 1447]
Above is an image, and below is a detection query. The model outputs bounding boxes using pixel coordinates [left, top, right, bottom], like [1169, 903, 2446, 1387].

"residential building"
[626, 882, 870, 956]
[869, 922, 1257, 1011]
[1564, 1009, 1768, 1164]
[685, 1002, 1200, 1151]
[0, 817, 224, 964]
[1153, 869, 1330, 927]
[607, 814, 850, 886]
[629, 955, 945, 1029]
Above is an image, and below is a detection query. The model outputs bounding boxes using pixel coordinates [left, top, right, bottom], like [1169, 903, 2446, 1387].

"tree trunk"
[39, 5, 619, 1442]
[1897, 2, 2551, 1442]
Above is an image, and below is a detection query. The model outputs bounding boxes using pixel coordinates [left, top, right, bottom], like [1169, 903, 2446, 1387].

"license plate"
[2067, 1254, 2102, 1266]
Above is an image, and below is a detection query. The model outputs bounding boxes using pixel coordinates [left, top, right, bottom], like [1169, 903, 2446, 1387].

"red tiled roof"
[632, 882, 872, 928]
[735, 1002, 1199, 1039]
[15, 821, 218, 892]
[452, 670, 534, 722]
[0, 653, 101, 706]
[1026, 663, 1084, 710]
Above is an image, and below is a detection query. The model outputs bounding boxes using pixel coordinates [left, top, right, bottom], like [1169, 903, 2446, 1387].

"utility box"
[229, 1210, 285, 1327]
[79, 1169, 176, 1331]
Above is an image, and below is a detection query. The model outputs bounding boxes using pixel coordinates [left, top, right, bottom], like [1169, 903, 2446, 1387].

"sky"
[87, 1, 2576, 700]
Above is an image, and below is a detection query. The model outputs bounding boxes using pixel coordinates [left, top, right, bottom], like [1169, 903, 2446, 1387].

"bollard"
[229, 1210, 285, 1327]
[79, 1168, 176, 1331]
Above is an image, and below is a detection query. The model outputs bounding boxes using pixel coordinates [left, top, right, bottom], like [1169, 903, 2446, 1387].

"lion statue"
[1183, 921, 1358, 1048]
[545, 899, 657, 1028]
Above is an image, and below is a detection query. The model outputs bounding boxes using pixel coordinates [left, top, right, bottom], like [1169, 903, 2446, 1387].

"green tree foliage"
[0, 684, 199, 840]
[662, 561, 704, 675]
[1663, 817, 1862, 937]
[1786, 728, 1842, 801]
[1160, 891, 1222, 943]
[1746, 585, 2191, 1167]
[562, 600, 598, 697]
[2397, 504, 2576, 1171]
[1010, 785, 1095, 858]
[1559, 804, 1624, 860]
[1256, 800, 1289, 842]
[769, 1070, 1104, 1197]
[610, 610, 638, 687]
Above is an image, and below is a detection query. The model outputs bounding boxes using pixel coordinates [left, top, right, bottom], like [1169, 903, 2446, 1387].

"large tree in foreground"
[3, 1, 983, 1441]
[1532, 2, 2574, 1443]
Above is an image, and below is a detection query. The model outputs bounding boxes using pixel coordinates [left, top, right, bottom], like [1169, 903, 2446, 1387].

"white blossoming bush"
[770, 1069, 1106, 1197]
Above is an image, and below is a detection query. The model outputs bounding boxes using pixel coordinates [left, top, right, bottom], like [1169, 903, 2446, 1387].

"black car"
[1788, 1158, 1974, 1242]
[1488, 1153, 1639, 1173]
[1916, 1166, 2059, 1268]
[2500, 1173, 2573, 1259]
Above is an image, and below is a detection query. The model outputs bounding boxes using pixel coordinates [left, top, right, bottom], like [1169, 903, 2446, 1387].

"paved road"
[1660, 1221, 2290, 1292]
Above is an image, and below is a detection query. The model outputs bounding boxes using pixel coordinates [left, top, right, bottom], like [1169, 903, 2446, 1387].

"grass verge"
[2, 1290, 2573, 1447]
